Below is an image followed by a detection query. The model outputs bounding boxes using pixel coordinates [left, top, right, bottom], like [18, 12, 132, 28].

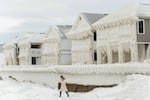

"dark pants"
[59, 91, 69, 97]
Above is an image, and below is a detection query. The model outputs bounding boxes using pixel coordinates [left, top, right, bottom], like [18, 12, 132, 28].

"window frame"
[137, 19, 145, 34]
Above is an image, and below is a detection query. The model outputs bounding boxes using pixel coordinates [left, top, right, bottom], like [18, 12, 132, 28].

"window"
[94, 51, 97, 61]
[137, 19, 145, 34]
[93, 32, 97, 41]
[15, 44, 19, 55]
[32, 57, 36, 65]
[31, 44, 41, 49]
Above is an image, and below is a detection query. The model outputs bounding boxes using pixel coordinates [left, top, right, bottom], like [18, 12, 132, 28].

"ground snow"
[0, 75, 150, 100]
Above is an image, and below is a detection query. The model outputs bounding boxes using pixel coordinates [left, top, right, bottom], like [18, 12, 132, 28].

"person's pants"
[59, 91, 69, 97]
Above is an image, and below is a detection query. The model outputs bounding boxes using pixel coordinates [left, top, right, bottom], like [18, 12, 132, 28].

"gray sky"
[0, 0, 150, 44]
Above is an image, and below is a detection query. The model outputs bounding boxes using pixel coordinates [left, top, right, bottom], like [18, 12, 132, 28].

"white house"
[93, 3, 150, 64]
[3, 33, 45, 65]
[67, 13, 106, 64]
[18, 33, 45, 65]
[3, 25, 72, 66]
[42, 25, 72, 65]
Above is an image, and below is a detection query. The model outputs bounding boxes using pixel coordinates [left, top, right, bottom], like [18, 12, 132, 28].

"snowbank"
[0, 78, 59, 100]
[71, 74, 150, 100]
[0, 75, 150, 100]
[2, 64, 150, 75]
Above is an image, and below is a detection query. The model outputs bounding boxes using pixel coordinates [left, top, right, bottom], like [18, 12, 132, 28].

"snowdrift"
[71, 74, 150, 100]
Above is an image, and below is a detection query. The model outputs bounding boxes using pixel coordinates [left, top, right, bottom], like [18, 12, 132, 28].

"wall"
[42, 41, 60, 65]
[60, 38, 71, 65]
[71, 37, 93, 64]
[96, 23, 137, 64]
[137, 19, 150, 42]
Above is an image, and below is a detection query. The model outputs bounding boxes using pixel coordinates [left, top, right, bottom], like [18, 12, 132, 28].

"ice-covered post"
[97, 48, 102, 64]
[107, 44, 112, 64]
[118, 44, 124, 63]
[130, 42, 138, 62]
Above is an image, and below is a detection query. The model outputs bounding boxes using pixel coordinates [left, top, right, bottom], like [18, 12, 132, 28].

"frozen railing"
[0, 64, 150, 75]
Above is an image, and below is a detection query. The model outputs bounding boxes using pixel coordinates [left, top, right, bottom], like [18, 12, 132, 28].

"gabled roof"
[138, 3, 150, 17]
[82, 13, 107, 25]
[67, 13, 107, 40]
[56, 25, 72, 38]
[4, 33, 45, 48]
[93, 3, 150, 30]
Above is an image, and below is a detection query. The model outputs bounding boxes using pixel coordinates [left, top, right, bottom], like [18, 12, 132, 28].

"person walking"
[58, 75, 69, 97]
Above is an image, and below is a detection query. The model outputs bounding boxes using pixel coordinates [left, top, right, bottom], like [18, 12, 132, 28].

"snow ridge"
[1, 64, 150, 75]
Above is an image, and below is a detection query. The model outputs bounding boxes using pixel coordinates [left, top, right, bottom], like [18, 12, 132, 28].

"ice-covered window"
[94, 51, 97, 61]
[31, 44, 41, 49]
[93, 32, 97, 41]
[137, 19, 145, 34]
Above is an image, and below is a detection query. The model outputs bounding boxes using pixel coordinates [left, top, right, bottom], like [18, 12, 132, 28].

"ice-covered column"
[107, 44, 112, 64]
[118, 44, 124, 63]
[138, 44, 145, 61]
[97, 48, 102, 64]
[130, 42, 138, 62]
[88, 50, 93, 64]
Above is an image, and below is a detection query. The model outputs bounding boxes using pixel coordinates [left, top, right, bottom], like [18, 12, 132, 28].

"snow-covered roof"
[18, 33, 45, 46]
[4, 33, 45, 48]
[67, 13, 106, 40]
[93, 3, 150, 30]
[56, 25, 72, 38]
[82, 13, 107, 25]
[44, 25, 72, 43]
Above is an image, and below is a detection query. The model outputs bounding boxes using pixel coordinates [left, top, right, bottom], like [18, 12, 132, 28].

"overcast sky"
[0, 0, 150, 44]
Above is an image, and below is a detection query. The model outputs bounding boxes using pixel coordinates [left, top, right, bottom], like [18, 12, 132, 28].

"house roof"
[81, 13, 107, 25]
[138, 3, 150, 17]
[66, 13, 107, 39]
[93, 3, 150, 30]
[56, 25, 72, 38]
[4, 33, 45, 48]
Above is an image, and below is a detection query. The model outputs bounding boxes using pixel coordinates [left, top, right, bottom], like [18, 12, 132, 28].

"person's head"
[60, 75, 65, 80]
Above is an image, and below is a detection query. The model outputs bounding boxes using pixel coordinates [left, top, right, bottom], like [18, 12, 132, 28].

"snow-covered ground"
[0, 74, 150, 100]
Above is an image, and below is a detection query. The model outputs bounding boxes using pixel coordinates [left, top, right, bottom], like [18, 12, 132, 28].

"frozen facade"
[3, 33, 45, 65]
[67, 13, 106, 64]
[93, 3, 150, 64]
[3, 3, 150, 66]
[42, 25, 72, 65]
[3, 25, 72, 66]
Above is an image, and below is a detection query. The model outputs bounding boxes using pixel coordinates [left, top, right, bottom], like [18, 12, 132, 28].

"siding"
[137, 19, 150, 42]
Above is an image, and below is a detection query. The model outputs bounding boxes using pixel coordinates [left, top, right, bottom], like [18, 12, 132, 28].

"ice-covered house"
[67, 13, 106, 64]
[18, 33, 45, 65]
[3, 33, 45, 65]
[4, 25, 72, 66]
[42, 25, 72, 65]
[93, 3, 150, 64]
